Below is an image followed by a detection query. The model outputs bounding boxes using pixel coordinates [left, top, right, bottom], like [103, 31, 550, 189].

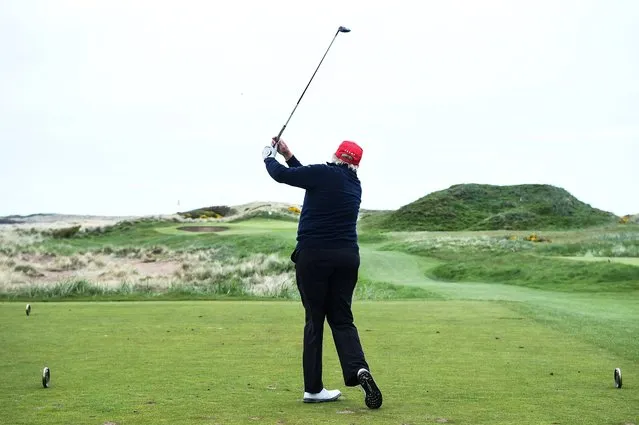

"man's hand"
[272, 137, 293, 161]
[262, 145, 277, 160]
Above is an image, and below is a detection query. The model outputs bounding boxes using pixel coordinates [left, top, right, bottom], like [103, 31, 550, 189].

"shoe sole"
[358, 370, 382, 409]
[303, 393, 341, 403]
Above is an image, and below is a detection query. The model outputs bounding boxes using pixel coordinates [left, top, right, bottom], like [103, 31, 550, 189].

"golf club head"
[338, 26, 351, 33]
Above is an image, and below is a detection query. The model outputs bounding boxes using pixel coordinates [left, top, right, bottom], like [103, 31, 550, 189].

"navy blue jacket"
[264, 155, 361, 250]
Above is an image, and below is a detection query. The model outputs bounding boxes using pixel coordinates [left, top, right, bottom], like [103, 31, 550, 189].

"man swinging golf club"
[262, 138, 383, 409]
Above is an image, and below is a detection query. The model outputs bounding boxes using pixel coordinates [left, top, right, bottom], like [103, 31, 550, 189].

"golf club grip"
[274, 125, 286, 143]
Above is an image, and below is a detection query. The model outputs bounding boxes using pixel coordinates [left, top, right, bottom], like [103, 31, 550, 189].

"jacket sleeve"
[264, 158, 324, 189]
[286, 155, 303, 168]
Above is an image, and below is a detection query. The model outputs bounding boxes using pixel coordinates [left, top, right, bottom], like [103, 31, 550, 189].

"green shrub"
[178, 205, 237, 219]
[50, 225, 81, 239]
[14, 264, 44, 277]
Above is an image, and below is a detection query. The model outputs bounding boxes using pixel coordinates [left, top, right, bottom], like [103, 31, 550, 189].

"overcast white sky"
[1, 0, 637, 216]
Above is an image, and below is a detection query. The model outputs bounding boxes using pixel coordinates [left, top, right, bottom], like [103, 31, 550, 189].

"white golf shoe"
[302, 388, 341, 403]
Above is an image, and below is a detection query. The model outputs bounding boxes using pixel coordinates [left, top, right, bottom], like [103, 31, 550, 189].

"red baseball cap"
[334, 140, 363, 166]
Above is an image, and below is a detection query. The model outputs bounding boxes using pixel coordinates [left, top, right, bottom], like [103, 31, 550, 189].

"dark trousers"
[293, 247, 370, 393]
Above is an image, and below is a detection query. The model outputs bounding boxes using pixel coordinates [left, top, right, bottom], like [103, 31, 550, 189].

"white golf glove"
[262, 145, 277, 160]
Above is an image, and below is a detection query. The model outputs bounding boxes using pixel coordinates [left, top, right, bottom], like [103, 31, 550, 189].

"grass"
[34, 219, 298, 257]
[1, 301, 637, 425]
[2, 216, 639, 424]
[370, 225, 639, 293]
[0, 218, 435, 302]
[2, 218, 639, 299]
[1, 279, 284, 302]
[0, 219, 302, 300]
[559, 256, 639, 266]
[428, 253, 639, 292]
[227, 210, 300, 223]
[361, 183, 619, 231]
[0, 219, 434, 301]
[0, 277, 434, 303]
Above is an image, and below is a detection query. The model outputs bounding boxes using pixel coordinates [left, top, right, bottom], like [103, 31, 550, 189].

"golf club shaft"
[274, 27, 344, 145]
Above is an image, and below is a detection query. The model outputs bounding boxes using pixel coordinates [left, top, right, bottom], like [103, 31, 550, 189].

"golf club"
[273, 26, 351, 147]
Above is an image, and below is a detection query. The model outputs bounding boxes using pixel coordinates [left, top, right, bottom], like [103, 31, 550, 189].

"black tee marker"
[42, 367, 50, 388]
[614, 368, 622, 388]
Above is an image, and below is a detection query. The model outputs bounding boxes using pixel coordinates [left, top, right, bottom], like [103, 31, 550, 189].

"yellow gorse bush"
[525, 233, 551, 243]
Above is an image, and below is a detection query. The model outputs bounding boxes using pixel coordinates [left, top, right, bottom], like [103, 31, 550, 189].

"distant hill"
[0, 213, 55, 224]
[360, 183, 619, 231]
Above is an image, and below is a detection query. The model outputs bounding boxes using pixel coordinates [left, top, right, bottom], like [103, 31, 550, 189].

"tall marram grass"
[534, 232, 639, 257]
[0, 227, 43, 249]
[378, 229, 639, 258]
[1, 278, 275, 301]
[1, 277, 434, 301]
[1, 239, 429, 300]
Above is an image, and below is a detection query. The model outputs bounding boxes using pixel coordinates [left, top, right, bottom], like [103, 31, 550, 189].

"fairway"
[359, 248, 639, 375]
[1, 300, 637, 425]
[558, 256, 639, 266]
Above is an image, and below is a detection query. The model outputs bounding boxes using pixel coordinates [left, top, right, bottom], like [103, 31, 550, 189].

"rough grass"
[0, 227, 44, 248]
[5, 215, 639, 299]
[534, 229, 639, 257]
[4, 217, 639, 300]
[1, 301, 637, 425]
[428, 253, 639, 292]
[0, 219, 301, 299]
[227, 210, 300, 223]
[1, 273, 435, 303]
[380, 224, 639, 255]
[0, 223, 432, 301]
[368, 224, 639, 292]
[0, 216, 454, 301]
[0, 249, 298, 300]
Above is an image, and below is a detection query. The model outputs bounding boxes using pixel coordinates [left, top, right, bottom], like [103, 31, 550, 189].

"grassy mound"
[177, 205, 237, 219]
[363, 184, 617, 231]
[227, 210, 299, 223]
